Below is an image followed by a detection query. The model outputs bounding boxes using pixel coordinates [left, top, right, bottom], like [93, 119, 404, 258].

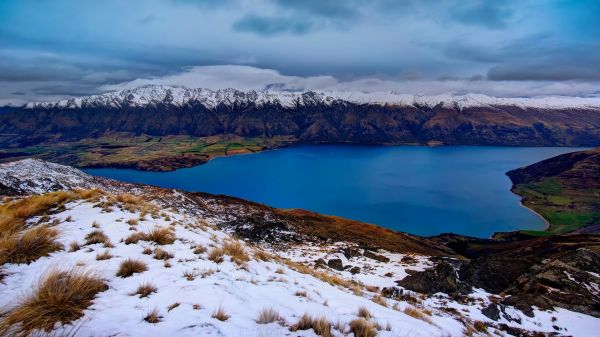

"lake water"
[84, 146, 583, 237]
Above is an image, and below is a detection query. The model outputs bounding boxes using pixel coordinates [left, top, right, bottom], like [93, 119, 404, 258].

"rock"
[381, 287, 403, 298]
[349, 266, 361, 275]
[340, 247, 361, 259]
[363, 250, 390, 263]
[401, 256, 418, 264]
[481, 304, 500, 321]
[404, 269, 419, 275]
[314, 258, 327, 268]
[327, 258, 344, 271]
[396, 261, 465, 295]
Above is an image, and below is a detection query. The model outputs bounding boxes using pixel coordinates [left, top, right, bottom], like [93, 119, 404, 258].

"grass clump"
[124, 227, 175, 245]
[84, 230, 112, 247]
[0, 191, 77, 234]
[290, 314, 332, 337]
[133, 282, 157, 298]
[349, 318, 377, 337]
[403, 306, 432, 323]
[0, 269, 107, 337]
[95, 250, 113, 260]
[68, 241, 80, 252]
[192, 245, 206, 254]
[212, 306, 230, 321]
[0, 226, 63, 265]
[256, 307, 282, 324]
[357, 306, 371, 320]
[207, 247, 225, 263]
[116, 259, 148, 278]
[222, 240, 249, 265]
[144, 308, 162, 323]
[153, 247, 174, 260]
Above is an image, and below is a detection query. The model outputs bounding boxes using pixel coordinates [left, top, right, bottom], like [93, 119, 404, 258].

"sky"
[1, 0, 599, 105]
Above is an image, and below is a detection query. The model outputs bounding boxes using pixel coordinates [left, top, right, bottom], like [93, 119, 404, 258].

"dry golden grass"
[84, 230, 112, 247]
[222, 240, 249, 265]
[253, 249, 273, 261]
[290, 314, 332, 337]
[133, 282, 157, 298]
[125, 227, 175, 245]
[167, 302, 180, 312]
[357, 306, 371, 320]
[0, 226, 63, 265]
[126, 218, 138, 226]
[372, 295, 388, 307]
[256, 307, 282, 324]
[348, 318, 377, 337]
[95, 250, 113, 261]
[183, 270, 196, 281]
[142, 246, 153, 255]
[144, 308, 162, 324]
[403, 306, 432, 324]
[0, 191, 77, 234]
[473, 320, 488, 333]
[116, 259, 148, 278]
[212, 306, 230, 321]
[68, 241, 80, 252]
[0, 269, 107, 337]
[192, 245, 206, 254]
[153, 247, 174, 260]
[207, 247, 225, 263]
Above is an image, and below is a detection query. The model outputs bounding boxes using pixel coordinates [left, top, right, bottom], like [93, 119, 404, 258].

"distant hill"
[1, 86, 600, 171]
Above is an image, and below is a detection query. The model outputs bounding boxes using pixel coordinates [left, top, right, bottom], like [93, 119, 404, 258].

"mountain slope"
[507, 147, 600, 234]
[1, 159, 599, 337]
[1, 86, 599, 171]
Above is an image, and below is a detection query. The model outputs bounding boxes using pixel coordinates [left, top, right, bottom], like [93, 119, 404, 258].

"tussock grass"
[357, 306, 371, 320]
[133, 282, 157, 298]
[207, 247, 225, 263]
[0, 191, 77, 234]
[153, 247, 173, 260]
[256, 307, 282, 324]
[124, 227, 175, 245]
[254, 249, 273, 261]
[0, 269, 107, 337]
[126, 218, 138, 226]
[68, 241, 80, 252]
[0, 226, 62, 265]
[349, 318, 377, 337]
[144, 308, 161, 323]
[403, 306, 432, 324]
[212, 306, 230, 321]
[372, 295, 388, 307]
[95, 250, 112, 260]
[183, 270, 196, 281]
[192, 245, 206, 254]
[167, 302, 180, 312]
[222, 240, 249, 265]
[116, 259, 148, 278]
[84, 230, 112, 247]
[290, 314, 332, 337]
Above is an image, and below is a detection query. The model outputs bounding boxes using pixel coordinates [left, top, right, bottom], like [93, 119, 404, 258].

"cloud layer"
[1, 0, 599, 104]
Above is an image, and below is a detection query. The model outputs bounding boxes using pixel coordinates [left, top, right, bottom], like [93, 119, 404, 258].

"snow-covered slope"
[23, 85, 600, 111]
[1, 159, 599, 337]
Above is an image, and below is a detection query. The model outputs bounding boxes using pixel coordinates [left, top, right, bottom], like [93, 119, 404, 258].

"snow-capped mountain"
[23, 85, 600, 111]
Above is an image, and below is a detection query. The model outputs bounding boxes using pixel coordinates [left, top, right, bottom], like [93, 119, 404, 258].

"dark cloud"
[233, 15, 315, 35]
[449, 1, 514, 29]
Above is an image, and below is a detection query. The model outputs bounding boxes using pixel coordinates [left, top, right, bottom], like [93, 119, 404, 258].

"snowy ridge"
[23, 85, 600, 111]
[0, 159, 101, 194]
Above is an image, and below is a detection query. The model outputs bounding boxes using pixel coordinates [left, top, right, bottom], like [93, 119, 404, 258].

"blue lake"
[84, 146, 584, 237]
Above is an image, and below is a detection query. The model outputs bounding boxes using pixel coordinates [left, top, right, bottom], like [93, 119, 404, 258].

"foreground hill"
[507, 147, 600, 234]
[1, 159, 599, 336]
[1, 86, 600, 171]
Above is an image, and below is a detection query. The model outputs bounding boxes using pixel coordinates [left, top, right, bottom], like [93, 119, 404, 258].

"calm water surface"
[85, 146, 584, 237]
